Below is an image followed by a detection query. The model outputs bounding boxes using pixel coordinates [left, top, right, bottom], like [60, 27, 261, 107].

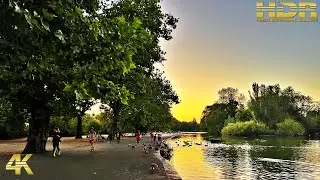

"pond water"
[165, 134, 320, 180]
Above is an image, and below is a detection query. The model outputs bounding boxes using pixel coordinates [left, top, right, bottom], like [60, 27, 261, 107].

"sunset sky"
[159, 0, 320, 122]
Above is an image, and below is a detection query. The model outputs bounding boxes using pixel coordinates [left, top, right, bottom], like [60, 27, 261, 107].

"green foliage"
[221, 120, 268, 137]
[248, 83, 311, 129]
[235, 109, 254, 122]
[276, 118, 305, 136]
[201, 83, 320, 138]
[224, 117, 236, 126]
[87, 119, 103, 132]
[0, 98, 28, 139]
[118, 71, 179, 132]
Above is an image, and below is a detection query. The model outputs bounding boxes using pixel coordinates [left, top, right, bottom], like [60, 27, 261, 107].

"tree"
[0, 0, 152, 153]
[235, 109, 254, 122]
[248, 83, 312, 129]
[99, 0, 179, 137]
[119, 71, 179, 133]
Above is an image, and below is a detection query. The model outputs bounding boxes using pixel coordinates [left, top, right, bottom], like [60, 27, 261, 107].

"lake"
[165, 134, 320, 180]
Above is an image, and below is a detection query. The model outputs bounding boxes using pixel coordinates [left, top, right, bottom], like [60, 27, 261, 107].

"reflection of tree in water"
[204, 145, 240, 179]
[201, 137, 320, 179]
[249, 146, 320, 179]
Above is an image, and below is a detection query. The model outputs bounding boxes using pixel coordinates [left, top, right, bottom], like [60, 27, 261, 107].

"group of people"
[51, 127, 163, 157]
[52, 127, 124, 156]
[150, 131, 162, 142]
[134, 131, 162, 143]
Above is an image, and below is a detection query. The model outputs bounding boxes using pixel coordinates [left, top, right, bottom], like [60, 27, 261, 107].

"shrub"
[276, 118, 305, 136]
[224, 117, 236, 126]
[221, 120, 268, 137]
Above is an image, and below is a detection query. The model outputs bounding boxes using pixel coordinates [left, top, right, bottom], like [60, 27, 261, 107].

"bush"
[221, 120, 268, 137]
[276, 118, 305, 136]
[224, 117, 236, 126]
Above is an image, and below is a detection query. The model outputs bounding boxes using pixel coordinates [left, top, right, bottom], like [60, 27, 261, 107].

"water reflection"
[166, 134, 320, 180]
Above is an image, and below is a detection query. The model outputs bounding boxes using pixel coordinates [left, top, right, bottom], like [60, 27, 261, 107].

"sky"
[158, 0, 320, 122]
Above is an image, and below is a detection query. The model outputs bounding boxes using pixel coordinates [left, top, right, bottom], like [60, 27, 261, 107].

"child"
[135, 131, 141, 143]
[89, 127, 96, 151]
[52, 127, 61, 157]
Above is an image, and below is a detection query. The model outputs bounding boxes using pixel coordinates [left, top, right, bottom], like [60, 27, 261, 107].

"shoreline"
[155, 133, 183, 180]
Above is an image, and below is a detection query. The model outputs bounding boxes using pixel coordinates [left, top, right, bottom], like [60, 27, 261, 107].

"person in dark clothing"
[52, 127, 61, 157]
[116, 131, 121, 143]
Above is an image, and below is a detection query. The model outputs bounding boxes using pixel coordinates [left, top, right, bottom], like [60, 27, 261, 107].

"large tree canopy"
[201, 83, 320, 137]
[0, 0, 154, 152]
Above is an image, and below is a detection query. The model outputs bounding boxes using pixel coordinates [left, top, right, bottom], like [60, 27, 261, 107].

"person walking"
[89, 127, 97, 151]
[116, 130, 121, 143]
[135, 131, 141, 143]
[52, 127, 61, 157]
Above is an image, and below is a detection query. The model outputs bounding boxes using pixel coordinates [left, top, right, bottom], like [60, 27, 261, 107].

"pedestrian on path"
[89, 127, 97, 151]
[52, 127, 61, 157]
[136, 131, 141, 143]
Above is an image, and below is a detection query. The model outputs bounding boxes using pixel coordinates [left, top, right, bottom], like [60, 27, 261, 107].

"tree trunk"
[75, 115, 83, 139]
[108, 101, 121, 141]
[23, 105, 50, 153]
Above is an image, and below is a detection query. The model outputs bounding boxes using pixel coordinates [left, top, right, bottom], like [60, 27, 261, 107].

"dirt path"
[0, 136, 169, 180]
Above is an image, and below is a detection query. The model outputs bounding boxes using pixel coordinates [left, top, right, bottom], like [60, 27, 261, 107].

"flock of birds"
[128, 141, 173, 159]
[174, 140, 209, 147]
[127, 141, 173, 174]
[127, 139, 209, 174]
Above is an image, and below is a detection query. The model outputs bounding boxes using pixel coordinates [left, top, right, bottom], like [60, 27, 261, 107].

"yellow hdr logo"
[6, 154, 34, 175]
[256, 1, 318, 22]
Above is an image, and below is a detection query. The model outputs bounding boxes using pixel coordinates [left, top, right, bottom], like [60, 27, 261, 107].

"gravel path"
[0, 136, 170, 180]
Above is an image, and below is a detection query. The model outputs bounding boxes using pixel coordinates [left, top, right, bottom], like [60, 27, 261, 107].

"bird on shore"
[149, 163, 159, 174]
[148, 145, 153, 150]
